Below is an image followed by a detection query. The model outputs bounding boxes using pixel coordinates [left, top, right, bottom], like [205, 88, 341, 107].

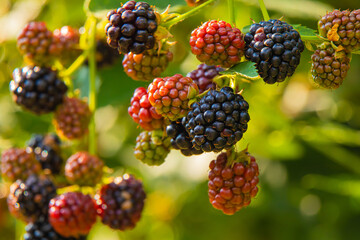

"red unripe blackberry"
[166, 118, 204, 156]
[148, 74, 199, 121]
[12, 175, 57, 220]
[95, 174, 146, 230]
[17, 22, 59, 64]
[244, 19, 304, 84]
[208, 151, 259, 215]
[24, 216, 87, 240]
[311, 44, 350, 89]
[190, 20, 245, 68]
[54, 97, 91, 140]
[49, 192, 97, 238]
[187, 64, 223, 93]
[134, 131, 171, 166]
[10, 66, 68, 114]
[184, 87, 250, 152]
[1, 148, 41, 182]
[123, 44, 173, 81]
[318, 9, 360, 51]
[65, 152, 104, 186]
[128, 87, 164, 131]
[27, 134, 63, 174]
[53, 26, 81, 64]
[105, 1, 158, 54]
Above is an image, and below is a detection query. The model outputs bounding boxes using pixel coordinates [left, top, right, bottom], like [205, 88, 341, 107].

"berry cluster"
[244, 19, 304, 84]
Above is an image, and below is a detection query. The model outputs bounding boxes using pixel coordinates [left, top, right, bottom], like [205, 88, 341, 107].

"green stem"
[228, 0, 236, 26]
[88, 16, 97, 155]
[162, 0, 217, 28]
[257, 0, 270, 21]
[61, 51, 89, 77]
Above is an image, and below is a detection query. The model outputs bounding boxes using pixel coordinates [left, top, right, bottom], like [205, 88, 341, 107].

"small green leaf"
[220, 61, 260, 81]
[292, 24, 324, 43]
[242, 24, 251, 33]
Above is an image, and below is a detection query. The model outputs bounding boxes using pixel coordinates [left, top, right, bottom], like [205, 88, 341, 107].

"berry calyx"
[190, 20, 245, 68]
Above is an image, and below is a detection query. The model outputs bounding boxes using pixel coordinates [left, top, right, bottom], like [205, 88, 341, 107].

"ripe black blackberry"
[244, 19, 304, 84]
[10, 66, 68, 114]
[105, 1, 158, 54]
[95, 174, 146, 230]
[184, 87, 250, 152]
[15, 175, 57, 220]
[27, 134, 63, 174]
[166, 118, 204, 156]
[187, 64, 223, 93]
[24, 217, 87, 240]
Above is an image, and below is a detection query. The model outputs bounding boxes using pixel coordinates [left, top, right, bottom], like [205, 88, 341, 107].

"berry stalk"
[228, 0, 236, 26]
[60, 51, 88, 77]
[88, 16, 97, 155]
[257, 0, 270, 21]
[162, 0, 217, 28]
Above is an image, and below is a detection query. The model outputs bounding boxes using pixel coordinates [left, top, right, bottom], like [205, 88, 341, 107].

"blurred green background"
[1, 0, 360, 239]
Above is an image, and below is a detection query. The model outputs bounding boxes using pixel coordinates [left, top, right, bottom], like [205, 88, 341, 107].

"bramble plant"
[1, 0, 360, 239]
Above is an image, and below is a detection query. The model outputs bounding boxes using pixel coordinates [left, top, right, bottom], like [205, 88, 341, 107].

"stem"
[257, 0, 270, 21]
[162, 0, 217, 28]
[88, 16, 97, 155]
[228, 0, 236, 26]
[55, 60, 74, 96]
[61, 51, 89, 77]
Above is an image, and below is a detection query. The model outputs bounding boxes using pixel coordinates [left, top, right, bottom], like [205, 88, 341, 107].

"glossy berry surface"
[95, 174, 146, 230]
[244, 19, 304, 84]
[190, 20, 245, 68]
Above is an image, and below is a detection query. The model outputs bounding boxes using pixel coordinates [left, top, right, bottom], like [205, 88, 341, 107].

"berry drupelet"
[187, 64, 223, 93]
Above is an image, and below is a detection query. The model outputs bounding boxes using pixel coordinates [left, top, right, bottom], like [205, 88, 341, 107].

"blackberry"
[10, 66, 68, 114]
[128, 87, 164, 131]
[53, 97, 91, 140]
[53, 26, 81, 64]
[318, 9, 360, 51]
[187, 64, 223, 93]
[7, 181, 30, 222]
[311, 43, 350, 89]
[27, 134, 63, 174]
[184, 87, 250, 152]
[147, 74, 199, 121]
[123, 43, 173, 81]
[1, 148, 41, 182]
[105, 1, 158, 54]
[244, 19, 304, 84]
[190, 20, 245, 68]
[95, 174, 146, 230]
[65, 152, 104, 186]
[15, 175, 57, 220]
[166, 118, 204, 156]
[17, 22, 59, 64]
[134, 131, 171, 166]
[49, 192, 97, 238]
[24, 217, 87, 240]
[85, 39, 120, 68]
[208, 150, 259, 215]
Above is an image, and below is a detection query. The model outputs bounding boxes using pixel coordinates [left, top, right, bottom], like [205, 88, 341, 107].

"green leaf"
[242, 24, 251, 34]
[88, 0, 185, 12]
[292, 24, 323, 42]
[220, 61, 260, 80]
